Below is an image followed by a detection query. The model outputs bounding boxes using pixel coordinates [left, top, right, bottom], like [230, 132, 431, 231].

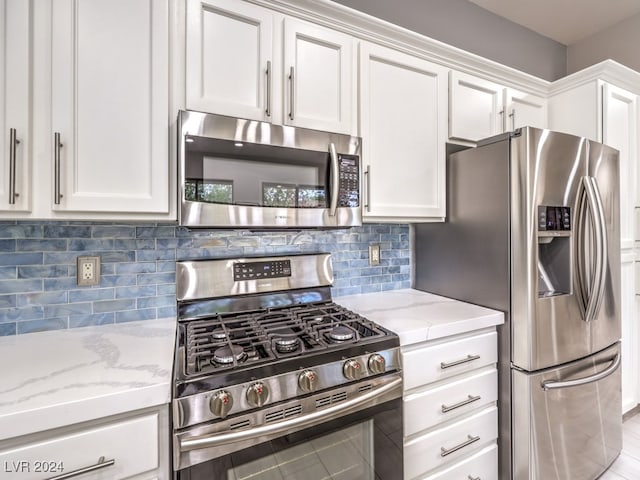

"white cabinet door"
[504, 88, 547, 131]
[359, 42, 447, 221]
[51, 0, 169, 214]
[185, 0, 274, 121]
[0, 0, 31, 212]
[449, 71, 504, 142]
[601, 82, 637, 249]
[283, 18, 354, 135]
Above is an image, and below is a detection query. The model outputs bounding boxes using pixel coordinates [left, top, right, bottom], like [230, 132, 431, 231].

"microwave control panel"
[338, 155, 360, 207]
[538, 206, 571, 231]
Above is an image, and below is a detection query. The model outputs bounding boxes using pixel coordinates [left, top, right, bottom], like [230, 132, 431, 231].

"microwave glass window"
[263, 183, 297, 208]
[185, 179, 233, 204]
[298, 186, 327, 208]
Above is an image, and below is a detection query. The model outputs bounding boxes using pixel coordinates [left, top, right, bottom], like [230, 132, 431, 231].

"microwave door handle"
[328, 142, 339, 216]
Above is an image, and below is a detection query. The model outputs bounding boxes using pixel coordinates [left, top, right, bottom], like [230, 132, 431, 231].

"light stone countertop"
[0, 317, 176, 441]
[336, 289, 504, 346]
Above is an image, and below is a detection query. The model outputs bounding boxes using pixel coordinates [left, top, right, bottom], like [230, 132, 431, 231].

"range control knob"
[368, 354, 387, 375]
[210, 390, 233, 418]
[298, 369, 318, 393]
[343, 359, 363, 381]
[246, 382, 269, 408]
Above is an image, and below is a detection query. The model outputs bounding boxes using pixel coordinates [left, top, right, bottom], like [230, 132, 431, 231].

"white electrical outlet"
[369, 244, 381, 266]
[77, 256, 101, 286]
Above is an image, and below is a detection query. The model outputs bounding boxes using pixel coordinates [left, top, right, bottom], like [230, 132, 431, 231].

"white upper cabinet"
[449, 71, 504, 142]
[186, 0, 273, 121]
[186, 0, 355, 135]
[503, 88, 547, 131]
[50, 0, 170, 214]
[359, 42, 447, 221]
[0, 0, 31, 212]
[282, 18, 354, 134]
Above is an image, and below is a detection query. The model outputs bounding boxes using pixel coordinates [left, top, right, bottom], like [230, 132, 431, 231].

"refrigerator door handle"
[575, 176, 608, 322]
[541, 353, 620, 391]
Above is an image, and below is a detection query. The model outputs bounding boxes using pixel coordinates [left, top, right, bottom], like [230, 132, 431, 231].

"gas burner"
[274, 336, 301, 353]
[213, 345, 247, 365]
[329, 325, 354, 342]
[211, 329, 227, 341]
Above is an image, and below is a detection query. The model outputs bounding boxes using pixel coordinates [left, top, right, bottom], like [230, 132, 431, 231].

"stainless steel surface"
[8, 128, 19, 204]
[173, 346, 401, 429]
[440, 354, 481, 370]
[512, 342, 622, 479]
[53, 132, 63, 204]
[288, 66, 295, 120]
[440, 435, 481, 457]
[209, 391, 233, 419]
[177, 110, 361, 229]
[46, 456, 114, 480]
[343, 358, 363, 381]
[176, 254, 332, 302]
[413, 127, 621, 480]
[541, 352, 620, 390]
[245, 382, 269, 408]
[298, 369, 318, 393]
[174, 374, 402, 469]
[367, 353, 386, 374]
[265, 60, 271, 117]
[329, 142, 339, 216]
[441, 394, 482, 413]
[364, 165, 371, 212]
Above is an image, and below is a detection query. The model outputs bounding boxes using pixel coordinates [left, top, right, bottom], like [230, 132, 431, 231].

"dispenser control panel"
[538, 206, 571, 231]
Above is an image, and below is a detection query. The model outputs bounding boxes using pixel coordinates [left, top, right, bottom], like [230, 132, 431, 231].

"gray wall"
[567, 12, 640, 74]
[332, 0, 567, 81]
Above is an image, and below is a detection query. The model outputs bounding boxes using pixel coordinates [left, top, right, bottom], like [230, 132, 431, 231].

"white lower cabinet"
[0, 406, 169, 480]
[401, 328, 499, 480]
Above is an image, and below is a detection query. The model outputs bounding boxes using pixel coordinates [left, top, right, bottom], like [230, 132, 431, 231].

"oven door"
[178, 110, 361, 229]
[174, 375, 402, 480]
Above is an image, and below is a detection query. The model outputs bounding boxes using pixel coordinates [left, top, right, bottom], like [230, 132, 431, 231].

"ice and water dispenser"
[537, 206, 572, 297]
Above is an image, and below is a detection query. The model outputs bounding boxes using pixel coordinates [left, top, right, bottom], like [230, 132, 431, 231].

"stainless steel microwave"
[177, 110, 362, 229]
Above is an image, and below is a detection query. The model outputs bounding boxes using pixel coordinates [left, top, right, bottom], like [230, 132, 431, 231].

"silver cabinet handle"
[541, 353, 620, 391]
[508, 108, 515, 130]
[288, 66, 295, 120]
[180, 375, 401, 452]
[328, 143, 339, 217]
[441, 394, 481, 413]
[440, 434, 480, 457]
[265, 60, 272, 117]
[468, 476, 481, 480]
[364, 165, 371, 212]
[46, 456, 114, 480]
[440, 354, 480, 369]
[498, 109, 505, 132]
[53, 132, 64, 204]
[8, 128, 20, 204]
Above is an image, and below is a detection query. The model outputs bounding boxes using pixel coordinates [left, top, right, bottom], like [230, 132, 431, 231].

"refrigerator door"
[586, 141, 620, 353]
[511, 342, 622, 480]
[511, 128, 592, 371]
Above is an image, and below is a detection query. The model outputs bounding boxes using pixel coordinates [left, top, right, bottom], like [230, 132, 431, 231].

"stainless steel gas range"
[172, 253, 403, 480]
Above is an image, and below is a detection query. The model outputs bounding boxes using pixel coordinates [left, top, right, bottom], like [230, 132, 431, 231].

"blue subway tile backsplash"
[0, 222, 411, 336]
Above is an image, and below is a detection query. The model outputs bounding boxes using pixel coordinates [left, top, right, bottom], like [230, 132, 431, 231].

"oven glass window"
[229, 421, 374, 480]
[184, 137, 329, 209]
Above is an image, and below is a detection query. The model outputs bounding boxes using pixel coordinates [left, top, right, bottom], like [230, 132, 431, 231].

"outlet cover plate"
[369, 244, 381, 266]
[77, 255, 101, 286]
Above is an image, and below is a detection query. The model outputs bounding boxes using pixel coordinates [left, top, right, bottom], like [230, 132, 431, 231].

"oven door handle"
[179, 375, 402, 453]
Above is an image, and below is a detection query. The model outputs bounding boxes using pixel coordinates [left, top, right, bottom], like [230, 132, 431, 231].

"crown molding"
[549, 60, 640, 95]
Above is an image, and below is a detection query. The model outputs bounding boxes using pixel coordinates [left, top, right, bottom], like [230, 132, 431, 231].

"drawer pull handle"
[440, 434, 480, 457]
[468, 476, 481, 480]
[441, 394, 481, 413]
[440, 354, 480, 369]
[46, 456, 115, 480]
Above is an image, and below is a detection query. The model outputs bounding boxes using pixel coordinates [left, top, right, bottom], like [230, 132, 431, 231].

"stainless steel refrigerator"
[413, 127, 622, 479]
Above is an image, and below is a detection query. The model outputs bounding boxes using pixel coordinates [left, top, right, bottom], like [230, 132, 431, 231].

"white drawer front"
[402, 330, 497, 390]
[404, 367, 498, 436]
[419, 443, 498, 480]
[404, 405, 498, 480]
[0, 413, 159, 480]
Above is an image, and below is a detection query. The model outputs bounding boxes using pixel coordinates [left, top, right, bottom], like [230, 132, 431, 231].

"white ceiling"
[468, 0, 640, 45]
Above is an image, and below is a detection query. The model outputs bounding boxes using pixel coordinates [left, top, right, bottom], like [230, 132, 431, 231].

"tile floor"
[600, 413, 640, 479]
